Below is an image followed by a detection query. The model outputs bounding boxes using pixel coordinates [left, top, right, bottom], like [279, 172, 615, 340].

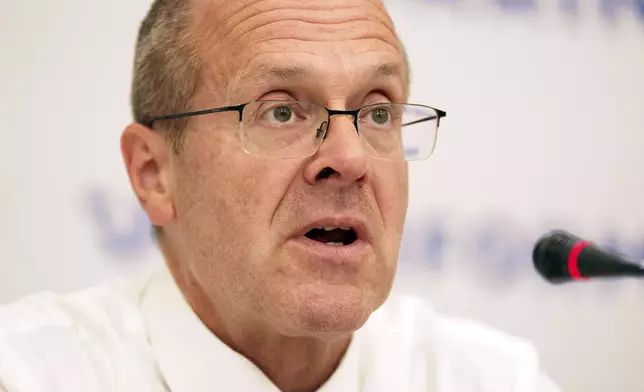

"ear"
[120, 123, 175, 228]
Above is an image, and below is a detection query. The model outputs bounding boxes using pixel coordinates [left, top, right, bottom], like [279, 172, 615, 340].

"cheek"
[174, 132, 302, 263]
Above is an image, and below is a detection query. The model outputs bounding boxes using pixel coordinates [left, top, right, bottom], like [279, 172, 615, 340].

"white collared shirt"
[0, 268, 560, 392]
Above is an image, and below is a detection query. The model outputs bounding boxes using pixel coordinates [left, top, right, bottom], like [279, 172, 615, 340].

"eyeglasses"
[146, 100, 447, 161]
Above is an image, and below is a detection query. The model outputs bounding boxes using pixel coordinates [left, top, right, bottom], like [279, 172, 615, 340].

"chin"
[277, 283, 384, 336]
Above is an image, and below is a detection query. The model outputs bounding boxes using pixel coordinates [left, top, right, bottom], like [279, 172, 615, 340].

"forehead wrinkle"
[239, 21, 398, 49]
[193, 0, 400, 53]
[222, 5, 398, 46]
[213, 0, 393, 31]
[191, 0, 408, 101]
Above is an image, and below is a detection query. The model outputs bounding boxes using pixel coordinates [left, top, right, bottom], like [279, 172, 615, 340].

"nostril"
[316, 167, 337, 180]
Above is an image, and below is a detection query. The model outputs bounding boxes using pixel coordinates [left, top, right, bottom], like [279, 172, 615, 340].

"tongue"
[306, 229, 346, 243]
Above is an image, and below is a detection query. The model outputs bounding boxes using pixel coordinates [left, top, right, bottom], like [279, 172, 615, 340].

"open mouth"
[304, 227, 358, 246]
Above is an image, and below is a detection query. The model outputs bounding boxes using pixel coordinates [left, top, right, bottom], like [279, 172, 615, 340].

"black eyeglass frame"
[144, 101, 447, 131]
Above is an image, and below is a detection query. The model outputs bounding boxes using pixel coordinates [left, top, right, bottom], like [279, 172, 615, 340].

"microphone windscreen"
[533, 230, 581, 283]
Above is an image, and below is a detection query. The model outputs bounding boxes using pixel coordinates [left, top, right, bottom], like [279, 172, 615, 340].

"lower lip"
[287, 236, 371, 267]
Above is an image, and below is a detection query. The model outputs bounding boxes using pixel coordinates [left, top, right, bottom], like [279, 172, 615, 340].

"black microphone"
[532, 230, 644, 284]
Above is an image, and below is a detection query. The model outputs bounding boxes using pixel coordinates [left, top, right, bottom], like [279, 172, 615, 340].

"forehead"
[191, 0, 408, 101]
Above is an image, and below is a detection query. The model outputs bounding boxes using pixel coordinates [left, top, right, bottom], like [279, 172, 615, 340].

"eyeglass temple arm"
[402, 110, 447, 127]
[145, 104, 246, 128]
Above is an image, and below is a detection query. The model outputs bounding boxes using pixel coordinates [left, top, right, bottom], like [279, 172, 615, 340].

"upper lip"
[293, 215, 372, 243]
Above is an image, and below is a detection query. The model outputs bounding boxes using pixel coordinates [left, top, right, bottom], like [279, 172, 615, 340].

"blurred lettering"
[601, 0, 643, 19]
[495, 0, 537, 10]
[421, 0, 644, 22]
[423, 220, 447, 269]
[85, 189, 153, 260]
[559, 0, 579, 14]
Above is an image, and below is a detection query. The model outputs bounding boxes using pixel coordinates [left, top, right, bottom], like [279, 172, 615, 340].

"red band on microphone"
[568, 241, 590, 280]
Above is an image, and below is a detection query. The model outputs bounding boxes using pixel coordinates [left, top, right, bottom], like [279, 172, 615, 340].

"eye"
[257, 103, 300, 126]
[272, 106, 293, 123]
[370, 108, 390, 125]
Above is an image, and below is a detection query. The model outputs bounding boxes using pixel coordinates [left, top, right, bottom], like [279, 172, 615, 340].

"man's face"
[168, 0, 409, 335]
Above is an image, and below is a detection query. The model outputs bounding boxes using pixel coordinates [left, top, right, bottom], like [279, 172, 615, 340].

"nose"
[303, 114, 370, 185]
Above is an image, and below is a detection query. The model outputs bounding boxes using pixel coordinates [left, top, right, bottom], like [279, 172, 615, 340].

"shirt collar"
[139, 267, 361, 392]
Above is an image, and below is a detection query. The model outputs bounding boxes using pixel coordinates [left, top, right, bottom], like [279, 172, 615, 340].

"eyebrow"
[374, 62, 402, 78]
[268, 65, 310, 81]
[248, 65, 310, 83]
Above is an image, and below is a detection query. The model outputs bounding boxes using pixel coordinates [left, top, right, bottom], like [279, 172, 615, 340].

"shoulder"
[363, 295, 560, 392]
[0, 276, 163, 391]
[0, 276, 148, 344]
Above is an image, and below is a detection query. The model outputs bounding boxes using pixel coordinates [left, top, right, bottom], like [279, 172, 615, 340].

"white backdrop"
[1, 1, 643, 391]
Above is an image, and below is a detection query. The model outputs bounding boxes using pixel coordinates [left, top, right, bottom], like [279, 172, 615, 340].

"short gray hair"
[131, 0, 202, 152]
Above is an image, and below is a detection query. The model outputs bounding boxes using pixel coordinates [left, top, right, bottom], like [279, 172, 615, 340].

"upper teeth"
[322, 227, 350, 231]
